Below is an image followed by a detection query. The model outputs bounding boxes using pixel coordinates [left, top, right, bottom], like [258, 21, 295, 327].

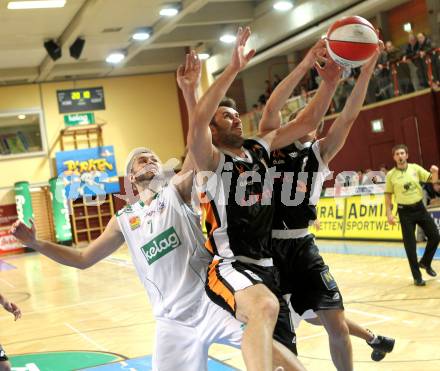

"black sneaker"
[371, 350, 386, 362]
[419, 262, 437, 277]
[367, 335, 395, 362]
[414, 278, 426, 286]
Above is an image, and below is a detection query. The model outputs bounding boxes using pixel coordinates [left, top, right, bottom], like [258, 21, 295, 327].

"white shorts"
[152, 296, 243, 371]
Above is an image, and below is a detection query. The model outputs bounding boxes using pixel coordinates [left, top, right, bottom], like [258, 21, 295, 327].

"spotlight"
[69, 37, 85, 59]
[273, 1, 293, 11]
[220, 34, 236, 44]
[198, 53, 210, 60]
[160, 4, 180, 17]
[44, 39, 61, 61]
[132, 27, 153, 41]
[106, 51, 125, 64]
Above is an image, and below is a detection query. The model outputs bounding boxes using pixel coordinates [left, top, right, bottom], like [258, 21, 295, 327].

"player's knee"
[255, 294, 279, 321]
[0, 361, 11, 371]
[326, 318, 349, 340]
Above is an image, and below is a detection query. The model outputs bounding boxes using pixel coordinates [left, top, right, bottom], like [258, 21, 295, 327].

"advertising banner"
[49, 177, 72, 243]
[310, 194, 402, 241]
[55, 146, 120, 199]
[0, 204, 22, 254]
[343, 194, 401, 240]
[14, 181, 34, 226]
[310, 197, 346, 238]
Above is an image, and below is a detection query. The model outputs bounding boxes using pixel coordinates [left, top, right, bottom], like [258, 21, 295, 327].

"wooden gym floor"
[0, 240, 439, 371]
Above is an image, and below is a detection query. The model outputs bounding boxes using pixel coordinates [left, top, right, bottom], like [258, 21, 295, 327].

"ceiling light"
[273, 1, 293, 11]
[160, 5, 179, 17]
[403, 22, 412, 32]
[18, 114, 26, 120]
[106, 52, 125, 64]
[220, 34, 236, 44]
[198, 53, 210, 60]
[8, 0, 66, 9]
[132, 28, 152, 41]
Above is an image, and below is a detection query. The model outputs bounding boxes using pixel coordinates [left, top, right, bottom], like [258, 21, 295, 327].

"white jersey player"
[11, 148, 245, 371]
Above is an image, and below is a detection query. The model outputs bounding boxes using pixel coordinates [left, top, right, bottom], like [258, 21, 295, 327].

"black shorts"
[272, 234, 344, 316]
[0, 344, 8, 361]
[206, 258, 297, 354]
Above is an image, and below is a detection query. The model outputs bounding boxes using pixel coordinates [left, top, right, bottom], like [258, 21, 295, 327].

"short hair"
[219, 97, 237, 110]
[210, 97, 237, 126]
[392, 144, 408, 155]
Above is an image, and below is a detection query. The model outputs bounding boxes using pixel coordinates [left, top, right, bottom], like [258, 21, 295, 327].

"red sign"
[0, 204, 23, 254]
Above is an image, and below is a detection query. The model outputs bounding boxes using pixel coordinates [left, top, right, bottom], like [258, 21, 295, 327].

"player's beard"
[217, 128, 244, 149]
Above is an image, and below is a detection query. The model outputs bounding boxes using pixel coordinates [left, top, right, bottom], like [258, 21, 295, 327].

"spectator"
[258, 93, 267, 106]
[250, 103, 262, 133]
[416, 32, 432, 88]
[264, 79, 272, 97]
[380, 40, 414, 95]
[404, 33, 421, 90]
[272, 74, 282, 90]
[404, 32, 420, 59]
[375, 46, 394, 100]
[333, 74, 355, 112]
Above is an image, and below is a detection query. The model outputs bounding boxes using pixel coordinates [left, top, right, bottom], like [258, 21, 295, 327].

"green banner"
[64, 112, 95, 126]
[14, 181, 34, 227]
[49, 177, 72, 242]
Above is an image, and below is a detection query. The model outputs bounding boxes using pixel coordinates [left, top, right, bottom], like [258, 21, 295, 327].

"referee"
[385, 144, 439, 286]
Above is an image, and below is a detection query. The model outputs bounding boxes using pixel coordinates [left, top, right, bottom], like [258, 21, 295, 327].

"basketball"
[326, 16, 378, 68]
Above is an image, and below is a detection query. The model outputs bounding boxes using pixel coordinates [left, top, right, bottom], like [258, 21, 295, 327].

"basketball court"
[1, 240, 439, 371]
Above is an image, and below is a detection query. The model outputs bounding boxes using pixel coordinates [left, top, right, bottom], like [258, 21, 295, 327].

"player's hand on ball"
[316, 58, 342, 85]
[10, 219, 37, 245]
[303, 39, 327, 68]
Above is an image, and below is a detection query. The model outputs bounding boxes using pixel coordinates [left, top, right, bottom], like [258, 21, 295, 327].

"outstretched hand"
[316, 58, 342, 86]
[230, 27, 256, 72]
[10, 219, 36, 246]
[3, 301, 21, 321]
[303, 39, 328, 69]
[177, 50, 201, 93]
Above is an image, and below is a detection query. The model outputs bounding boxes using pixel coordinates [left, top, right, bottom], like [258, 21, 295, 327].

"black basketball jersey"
[201, 138, 274, 260]
[270, 140, 330, 230]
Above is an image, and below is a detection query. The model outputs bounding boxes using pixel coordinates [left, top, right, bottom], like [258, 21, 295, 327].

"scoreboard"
[57, 87, 105, 113]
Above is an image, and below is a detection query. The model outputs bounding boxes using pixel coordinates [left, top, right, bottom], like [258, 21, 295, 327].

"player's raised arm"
[11, 217, 124, 269]
[188, 27, 255, 171]
[319, 43, 381, 164]
[259, 39, 335, 133]
[173, 51, 202, 202]
[261, 58, 341, 150]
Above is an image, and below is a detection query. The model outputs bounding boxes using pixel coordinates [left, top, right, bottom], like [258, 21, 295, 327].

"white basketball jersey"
[116, 184, 211, 322]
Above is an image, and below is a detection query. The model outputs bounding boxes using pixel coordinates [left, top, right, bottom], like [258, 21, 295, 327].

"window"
[0, 109, 47, 160]
[370, 119, 384, 133]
